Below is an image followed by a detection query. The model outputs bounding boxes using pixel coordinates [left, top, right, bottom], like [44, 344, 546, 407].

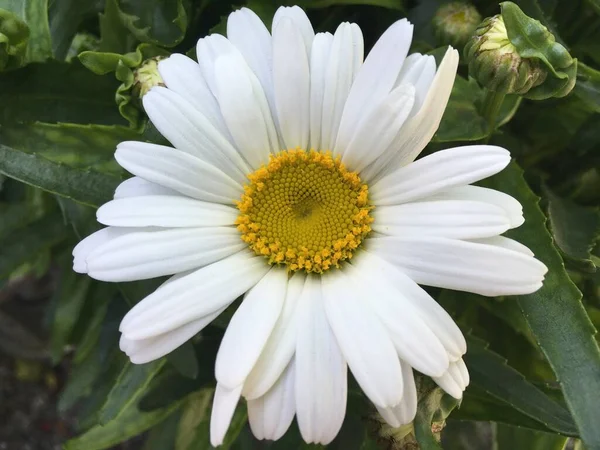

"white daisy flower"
[73, 5, 547, 446]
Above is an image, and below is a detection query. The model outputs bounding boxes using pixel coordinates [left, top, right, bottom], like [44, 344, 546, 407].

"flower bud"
[0, 9, 29, 71]
[432, 2, 481, 49]
[464, 14, 546, 94]
[132, 56, 166, 98]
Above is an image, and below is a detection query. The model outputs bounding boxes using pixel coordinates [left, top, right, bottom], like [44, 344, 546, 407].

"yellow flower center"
[235, 149, 373, 273]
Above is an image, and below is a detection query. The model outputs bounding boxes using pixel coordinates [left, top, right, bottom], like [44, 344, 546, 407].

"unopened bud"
[132, 56, 166, 98]
[432, 2, 481, 49]
[0, 9, 29, 70]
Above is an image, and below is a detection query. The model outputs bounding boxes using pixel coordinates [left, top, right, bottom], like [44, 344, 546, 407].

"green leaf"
[50, 263, 92, 364]
[0, 60, 125, 125]
[0, 122, 138, 175]
[495, 424, 568, 450]
[0, 211, 68, 278]
[1, 0, 52, 62]
[545, 187, 600, 272]
[99, 0, 136, 54]
[48, 0, 103, 60]
[296, 0, 403, 9]
[413, 379, 459, 450]
[143, 408, 183, 450]
[482, 161, 600, 449]
[99, 359, 167, 425]
[0, 9, 30, 70]
[464, 335, 577, 436]
[167, 341, 200, 379]
[115, 0, 188, 47]
[574, 62, 600, 112]
[0, 143, 121, 207]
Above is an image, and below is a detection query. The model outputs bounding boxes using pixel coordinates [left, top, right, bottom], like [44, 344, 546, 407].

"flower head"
[432, 1, 481, 48]
[73, 5, 547, 446]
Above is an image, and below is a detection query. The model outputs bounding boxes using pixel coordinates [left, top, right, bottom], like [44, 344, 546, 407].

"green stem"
[481, 89, 507, 144]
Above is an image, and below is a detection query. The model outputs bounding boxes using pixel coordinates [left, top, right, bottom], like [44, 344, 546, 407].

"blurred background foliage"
[0, 0, 599, 449]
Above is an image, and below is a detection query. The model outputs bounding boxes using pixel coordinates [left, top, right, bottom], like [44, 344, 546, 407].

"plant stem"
[481, 89, 507, 143]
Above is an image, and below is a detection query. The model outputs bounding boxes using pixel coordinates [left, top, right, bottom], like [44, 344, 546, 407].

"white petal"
[362, 47, 459, 182]
[468, 236, 534, 256]
[73, 227, 132, 273]
[321, 22, 364, 151]
[335, 19, 413, 147]
[425, 185, 524, 228]
[346, 257, 449, 377]
[210, 383, 242, 447]
[368, 236, 548, 296]
[273, 17, 310, 149]
[248, 358, 296, 441]
[371, 146, 511, 206]
[214, 55, 279, 168]
[115, 141, 242, 204]
[432, 359, 469, 399]
[120, 250, 269, 340]
[216, 267, 288, 389]
[295, 275, 347, 444]
[227, 8, 275, 107]
[338, 83, 415, 171]
[394, 53, 436, 117]
[273, 6, 314, 56]
[359, 251, 466, 359]
[323, 269, 403, 408]
[309, 32, 333, 150]
[158, 54, 230, 138]
[376, 361, 418, 427]
[120, 306, 225, 364]
[85, 227, 245, 282]
[96, 196, 238, 228]
[372, 200, 512, 240]
[114, 177, 178, 199]
[196, 34, 246, 97]
[243, 272, 306, 399]
[143, 86, 250, 183]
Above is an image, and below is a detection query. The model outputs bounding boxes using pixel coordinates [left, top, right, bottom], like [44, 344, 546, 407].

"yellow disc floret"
[236, 149, 373, 273]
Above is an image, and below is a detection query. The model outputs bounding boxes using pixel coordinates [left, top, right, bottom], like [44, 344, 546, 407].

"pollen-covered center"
[235, 149, 373, 273]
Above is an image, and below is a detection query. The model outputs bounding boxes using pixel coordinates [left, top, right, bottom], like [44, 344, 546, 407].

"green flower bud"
[465, 2, 577, 99]
[464, 14, 547, 94]
[132, 56, 166, 99]
[0, 9, 29, 71]
[432, 2, 481, 49]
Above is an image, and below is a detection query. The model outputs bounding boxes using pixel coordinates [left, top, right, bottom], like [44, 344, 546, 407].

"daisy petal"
[394, 53, 436, 117]
[216, 267, 288, 389]
[369, 236, 548, 296]
[115, 141, 242, 204]
[248, 359, 296, 441]
[432, 359, 469, 399]
[158, 54, 230, 138]
[359, 251, 466, 360]
[85, 227, 245, 282]
[96, 196, 238, 228]
[425, 185, 524, 228]
[309, 32, 333, 150]
[119, 250, 269, 340]
[336, 19, 413, 146]
[376, 361, 418, 427]
[347, 257, 450, 376]
[371, 146, 511, 206]
[323, 269, 403, 408]
[361, 47, 459, 182]
[296, 275, 347, 444]
[143, 87, 250, 182]
[214, 55, 279, 168]
[227, 8, 275, 108]
[243, 273, 306, 400]
[73, 227, 132, 273]
[196, 34, 245, 97]
[114, 177, 178, 199]
[372, 200, 512, 239]
[272, 6, 315, 55]
[273, 17, 310, 149]
[120, 306, 225, 364]
[321, 22, 364, 151]
[468, 236, 534, 256]
[210, 383, 243, 447]
[338, 83, 415, 171]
